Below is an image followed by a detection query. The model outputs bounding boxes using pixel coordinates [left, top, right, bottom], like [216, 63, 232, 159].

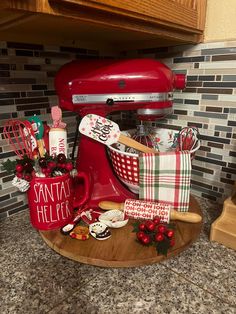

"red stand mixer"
[55, 59, 186, 209]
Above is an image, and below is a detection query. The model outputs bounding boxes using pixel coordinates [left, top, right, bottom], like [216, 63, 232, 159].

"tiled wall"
[127, 41, 236, 203]
[0, 40, 236, 219]
[0, 41, 118, 219]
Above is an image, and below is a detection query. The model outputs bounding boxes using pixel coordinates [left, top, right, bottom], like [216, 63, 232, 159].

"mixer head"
[55, 59, 185, 120]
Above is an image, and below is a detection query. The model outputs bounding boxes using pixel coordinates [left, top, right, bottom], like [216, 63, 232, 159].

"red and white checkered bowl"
[108, 128, 200, 194]
[108, 145, 140, 194]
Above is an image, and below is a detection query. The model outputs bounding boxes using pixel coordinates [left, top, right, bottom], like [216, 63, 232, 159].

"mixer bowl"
[109, 145, 140, 194]
[108, 128, 200, 194]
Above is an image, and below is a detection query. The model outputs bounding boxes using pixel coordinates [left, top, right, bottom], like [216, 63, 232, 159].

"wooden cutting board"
[39, 195, 202, 267]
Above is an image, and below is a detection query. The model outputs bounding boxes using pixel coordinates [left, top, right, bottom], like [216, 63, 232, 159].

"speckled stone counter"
[1, 197, 236, 314]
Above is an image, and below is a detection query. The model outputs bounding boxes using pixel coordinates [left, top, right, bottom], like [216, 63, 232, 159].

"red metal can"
[27, 172, 89, 230]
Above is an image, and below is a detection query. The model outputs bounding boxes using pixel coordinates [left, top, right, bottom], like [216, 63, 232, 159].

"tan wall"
[204, 0, 236, 42]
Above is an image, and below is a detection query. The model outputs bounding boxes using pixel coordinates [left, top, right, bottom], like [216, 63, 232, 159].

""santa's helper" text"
[33, 178, 72, 224]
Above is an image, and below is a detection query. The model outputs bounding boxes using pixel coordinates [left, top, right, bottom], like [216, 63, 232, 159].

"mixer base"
[39, 195, 202, 268]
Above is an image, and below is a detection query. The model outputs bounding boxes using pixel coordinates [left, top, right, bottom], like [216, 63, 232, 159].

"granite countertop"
[1, 197, 236, 314]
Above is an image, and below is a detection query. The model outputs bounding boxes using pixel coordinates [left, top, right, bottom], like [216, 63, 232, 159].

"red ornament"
[16, 164, 23, 173]
[138, 223, 146, 231]
[57, 153, 66, 163]
[141, 234, 151, 245]
[157, 224, 167, 234]
[153, 216, 161, 225]
[65, 162, 73, 171]
[42, 168, 48, 174]
[58, 163, 66, 169]
[136, 231, 146, 241]
[145, 220, 156, 232]
[155, 233, 164, 242]
[46, 167, 52, 174]
[48, 161, 56, 169]
[166, 230, 174, 238]
[24, 174, 31, 181]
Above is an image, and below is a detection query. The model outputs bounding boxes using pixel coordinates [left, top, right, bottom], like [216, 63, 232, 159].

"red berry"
[155, 233, 164, 242]
[42, 168, 48, 174]
[157, 224, 166, 233]
[166, 230, 174, 238]
[141, 234, 151, 245]
[16, 164, 23, 173]
[46, 167, 51, 174]
[48, 161, 56, 169]
[58, 163, 66, 169]
[70, 233, 76, 239]
[153, 216, 161, 225]
[82, 235, 87, 241]
[170, 239, 175, 247]
[16, 172, 23, 178]
[136, 231, 146, 241]
[65, 162, 73, 171]
[24, 174, 31, 181]
[138, 223, 146, 231]
[145, 220, 156, 232]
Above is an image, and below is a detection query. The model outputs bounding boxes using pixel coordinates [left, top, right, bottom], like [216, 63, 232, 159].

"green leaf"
[132, 221, 141, 233]
[156, 240, 171, 256]
[1, 159, 17, 173]
[167, 223, 176, 230]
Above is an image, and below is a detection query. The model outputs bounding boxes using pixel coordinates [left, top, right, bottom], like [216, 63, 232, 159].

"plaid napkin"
[139, 151, 191, 212]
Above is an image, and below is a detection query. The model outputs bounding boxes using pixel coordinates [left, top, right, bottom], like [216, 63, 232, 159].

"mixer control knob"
[173, 74, 186, 90]
[106, 98, 114, 106]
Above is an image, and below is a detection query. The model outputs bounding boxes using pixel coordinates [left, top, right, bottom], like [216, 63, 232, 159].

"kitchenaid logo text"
[32, 178, 72, 224]
[91, 119, 113, 142]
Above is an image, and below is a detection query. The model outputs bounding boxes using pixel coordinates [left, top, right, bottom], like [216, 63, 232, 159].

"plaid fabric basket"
[139, 151, 191, 212]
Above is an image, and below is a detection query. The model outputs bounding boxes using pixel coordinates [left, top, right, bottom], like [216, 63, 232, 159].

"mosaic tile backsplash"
[133, 42, 236, 203]
[0, 40, 236, 219]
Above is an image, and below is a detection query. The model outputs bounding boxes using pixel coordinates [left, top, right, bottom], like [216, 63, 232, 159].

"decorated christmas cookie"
[89, 222, 111, 240]
[69, 226, 89, 241]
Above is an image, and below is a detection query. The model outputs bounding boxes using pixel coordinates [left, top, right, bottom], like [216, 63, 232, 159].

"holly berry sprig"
[37, 153, 74, 177]
[2, 153, 75, 181]
[132, 217, 175, 256]
[2, 155, 35, 182]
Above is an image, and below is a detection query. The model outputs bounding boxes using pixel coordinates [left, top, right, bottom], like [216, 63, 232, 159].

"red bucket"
[27, 172, 89, 230]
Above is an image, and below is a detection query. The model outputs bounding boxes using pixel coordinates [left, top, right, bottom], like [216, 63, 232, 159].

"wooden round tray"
[39, 196, 202, 268]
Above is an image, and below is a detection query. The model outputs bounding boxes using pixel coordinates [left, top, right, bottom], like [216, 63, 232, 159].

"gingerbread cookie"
[69, 225, 89, 240]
